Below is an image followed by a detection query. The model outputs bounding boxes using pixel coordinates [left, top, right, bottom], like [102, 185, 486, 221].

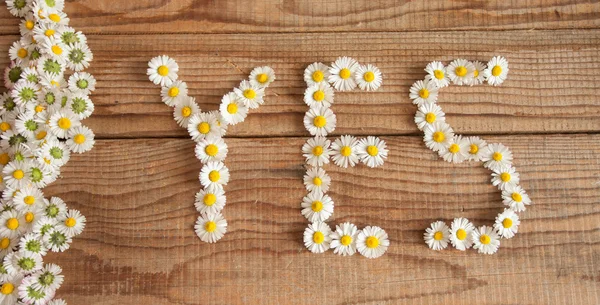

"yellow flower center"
[203, 193, 217, 206]
[58, 117, 71, 130]
[227, 103, 238, 114]
[25, 212, 34, 223]
[73, 134, 86, 144]
[1, 283, 14, 295]
[492, 65, 502, 77]
[339, 68, 351, 79]
[492, 152, 503, 161]
[311, 200, 323, 212]
[6, 218, 19, 230]
[0, 153, 9, 166]
[474, 69, 479, 77]
[313, 116, 326, 128]
[511, 192, 522, 202]
[35, 131, 46, 141]
[256, 73, 268, 84]
[433, 131, 445, 143]
[434, 69, 444, 80]
[312, 145, 323, 156]
[0, 238, 9, 249]
[366, 145, 378, 156]
[44, 29, 55, 37]
[157, 65, 169, 77]
[243, 89, 256, 100]
[455, 66, 467, 77]
[502, 218, 513, 229]
[312, 90, 325, 102]
[500, 172, 511, 182]
[35, 105, 45, 113]
[181, 106, 192, 118]
[24, 196, 35, 205]
[340, 235, 352, 246]
[312, 177, 322, 186]
[0, 122, 11, 132]
[425, 112, 436, 124]
[449, 144, 460, 154]
[208, 170, 220, 182]
[469, 144, 479, 154]
[340, 146, 352, 157]
[63, 217, 76, 227]
[198, 122, 210, 134]
[205, 144, 218, 157]
[12, 170, 24, 180]
[433, 231, 444, 241]
[419, 88, 429, 99]
[456, 229, 467, 240]
[312, 71, 324, 82]
[204, 221, 217, 233]
[51, 45, 63, 55]
[366, 236, 379, 248]
[313, 231, 324, 244]
[168, 87, 179, 97]
[479, 234, 491, 245]
[17, 48, 28, 58]
[363, 71, 375, 82]
[25, 20, 35, 30]
[48, 13, 61, 22]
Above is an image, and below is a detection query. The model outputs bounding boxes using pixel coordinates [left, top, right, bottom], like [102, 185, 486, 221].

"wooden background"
[2, 1, 600, 304]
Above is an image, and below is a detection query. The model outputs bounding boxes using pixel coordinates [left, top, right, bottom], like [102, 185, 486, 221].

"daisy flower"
[8, 40, 31, 65]
[31, 263, 64, 292]
[501, 185, 531, 212]
[304, 62, 330, 86]
[42, 10, 70, 26]
[40, 37, 67, 62]
[409, 78, 439, 106]
[301, 136, 331, 167]
[19, 14, 36, 39]
[357, 226, 389, 259]
[424, 61, 450, 88]
[18, 275, 53, 305]
[329, 222, 359, 256]
[480, 143, 513, 171]
[303, 221, 332, 254]
[12, 80, 41, 106]
[3, 161, 31, 189]
[484, 56, 509, 86]
[19, 233, 48, 256]
[304, 82, 334, 108]
[68, 72, 96, 95]
[194, 212, 227, 243]
[249, 66, 275, 88]
[56, 209, 86, 237]
[328, 56, 359, 91]
[187, 112, 224, 142]
[449, 218, 474, 251]
[4, 251, 43, 275]
[199, 161, 230, 190]
[39, 139, 70, 168]
[22, 209, 43, 232]
[234, 80, 264, 109]
[174, 96, 200, 128]
[440, 135, 469, 163]
[13, 185, 44, 212]
[66, 125, 95, 153]
[355, 64, 383, 91]
[20, 67, 40, 84]
[301, 191, 334, 223]
[32, 22, 60, 42]
[67, 93, 94, 119]
[147, 55, 178, 87]
[57, 26, 87, 46]
[330, 135, 359, 168]
[39, 0, 65, 11]
[43, 197, 67, 220]
[15, 113, 40, 139]
[491, 165, 520, 191]
[195, 137, 228, 163]
[38, 72, 65, 91]
[494, 209, 520, 239]
[423, 121, 454, 152]
[466, 136, 487, 161]
[36, 56, 66, 77]
[194, 186, 226, 215]
[64, 42, 93, 71]
[6, 0, 32, 17]
[303, 106, 336, 137]
[472, 225, 501, 255]
[0, 273, 23, 305]
[0, 236, 18, 257]
[32, 217, 57, 237]
[424, 220, 450, 251]
[470, 61, 486, 86]
[447, 59, 475, 85]
[303, 167, 331, 194]
[48, 110, 80, 138]
[160, 80, 187, 107]
[415, 102, 445, 131]
[43, 228, 72, 252]
[356, 136, 388, 168]
[4, 63, 24, 89]
[219, 92, 248, 125]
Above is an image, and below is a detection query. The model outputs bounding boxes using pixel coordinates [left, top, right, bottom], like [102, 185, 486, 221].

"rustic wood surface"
[1, 1, 600, 304]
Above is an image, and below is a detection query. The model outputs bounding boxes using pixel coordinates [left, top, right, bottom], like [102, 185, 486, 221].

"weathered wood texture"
[1, 0, 600, 34]
[44, 135, 600, 305]
[2, 30, 600, 138]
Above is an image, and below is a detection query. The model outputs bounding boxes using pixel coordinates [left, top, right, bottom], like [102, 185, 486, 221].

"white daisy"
[208, 110, 228, 136]
[39, 139, 70, 168]
[501, 185, 531, 212]
[484, 56, 509, 86]
[414, 102, 445, 131]
[329, 222, 359, 256]
[424, 220, 450, 251]
[0, 273, 22, 305]
[8, 40, 31, 65]
[234, 80, 264, 109]
[466, 136, 487, 161]
[449, 218, 474, 251]
[20, 67, 40, 84]
[147, 55, 178, 87]
[355, 64, 383, 91]
[32, 217, 57, 237]
[4, 63, 24, 89]
[174, 96, 200, 128]
[19, 233, 47, 256]
[491, 165, 520, 191]
[15, 113, 40, 139]
[219, 92, 248, 125]
[56, 209, 86, 237]
[357, 226, 389, 259]
[440, 135, 469, 163]
[36, 56, 66, 77]
[472, 225, 500, 255]
[424, 61, 450, 88]
[4, 251, 43, 275]
[67, 93, 94, 119]
[66, 125, 95, 154]
[18, 274, 53, 305]
[12, 80, 41, 106]
[186, 112, 224, 142]
[194, 212, 227, 243]
[470, 61, 486, 86]
[304, 62, 330, 86]
[6, 0, 32, 17]
[38, 72, 65, 92]
[304, 82, 334, 108]
[48, 110, 80, 138]
[0, 236, 18, 257]
[160, 80, 187, 107]
[409, 78, 439, 106]
[423, 121, 454, 152]
[328, 57, 359, 91]
[67, 72, 96, 95]
[330, 135, 359, 168]
[356, 136, 388, 168]
[42, 11, 70, 26]
[199, 161, 230, 190]
[31, 263, 64, 292]
[39, 0, 65, 11]
[480, 143, 513, 171]
[3, 161, 31, 189]
[303, 106, 336, 137]
[301, 136, 331, 167]
[303, 167, 331, 194]
[56, 26, 87, 46]
[494, 209, 520, 239]
[249, 66, 276, 88]
[42, 228, 72, 252]
[194, 186, 226, 215]
[300, 191, 334, 223]
[303, 221, 332, 254]
[42, 197, 67, 219]
[40, 37, 67, 62]
[12, 185, 44, 212]
[19, 13, 36, 38]
[195, 137, 228, 163]
[447, 59, 475, 86]
[32, 22, 60, 42]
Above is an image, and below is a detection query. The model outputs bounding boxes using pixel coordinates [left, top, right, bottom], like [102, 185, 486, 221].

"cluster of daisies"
[301, 57, 390, 258]
[411, 57, 532, 254]
[147, 55, 275, 243]
[0, 0, 96, 304]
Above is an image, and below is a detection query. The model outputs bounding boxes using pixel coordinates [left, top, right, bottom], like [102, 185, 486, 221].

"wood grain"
[3, 30, 600, 138]
[43, 135, 600, 305]
[1, 0, 600, 34]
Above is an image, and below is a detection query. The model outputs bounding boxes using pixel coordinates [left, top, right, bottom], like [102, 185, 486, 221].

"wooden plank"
[3, 30, 600, 138]
[2, 0, 600, 34]
[42, 135, 600, 304]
